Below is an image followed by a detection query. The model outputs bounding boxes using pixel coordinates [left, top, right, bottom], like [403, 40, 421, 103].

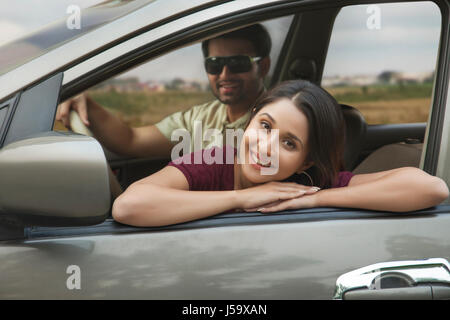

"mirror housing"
[0, 132, 111, 226]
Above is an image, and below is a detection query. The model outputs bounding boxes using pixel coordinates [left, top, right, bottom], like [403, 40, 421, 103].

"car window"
[53, 15, 294, 131]
[322, 1, 441, 125]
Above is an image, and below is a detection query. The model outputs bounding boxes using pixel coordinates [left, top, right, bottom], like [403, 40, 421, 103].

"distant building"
[322, 74, 378, 87]
[321, 76, 346, 87]
[348, 75, 378, 86]
[391, 72, 434, 84]
[91, 77, 210, 92]
[323, 70, 434, 87]
[144, 81, 165, 92]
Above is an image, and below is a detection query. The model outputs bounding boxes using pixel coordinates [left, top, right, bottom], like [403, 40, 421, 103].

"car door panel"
[1, 209, 449, 299]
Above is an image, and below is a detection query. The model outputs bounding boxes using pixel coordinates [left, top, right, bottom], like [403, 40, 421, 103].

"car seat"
[353, 141, 423, 174]
[341, 104, 368, 171]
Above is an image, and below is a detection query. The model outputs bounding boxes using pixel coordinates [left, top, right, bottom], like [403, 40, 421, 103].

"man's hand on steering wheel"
[56, 93, 91, 130]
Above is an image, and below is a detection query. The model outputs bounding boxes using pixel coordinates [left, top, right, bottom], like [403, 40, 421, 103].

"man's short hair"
[201, 24, 272, 58]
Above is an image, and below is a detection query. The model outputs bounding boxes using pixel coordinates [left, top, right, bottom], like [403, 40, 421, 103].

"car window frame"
[1, 0, 449, 241]
[422, 0, 450, 175]
[0, 94, 20, 148]
[25, 206, 450, 240]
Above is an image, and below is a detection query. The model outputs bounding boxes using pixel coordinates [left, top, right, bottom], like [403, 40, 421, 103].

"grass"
[53, 83, 434, 130]
[325, 83, 433, 103]
[351, 98, 431, 124]
[324, 83, 432, 124]
[88, 90, 215, 127]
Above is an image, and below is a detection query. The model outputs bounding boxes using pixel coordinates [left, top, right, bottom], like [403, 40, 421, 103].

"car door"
[0, 0, 449, 300]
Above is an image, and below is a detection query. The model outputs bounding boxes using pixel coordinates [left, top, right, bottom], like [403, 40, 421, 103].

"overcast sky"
[0, 1, 442, 81]
[323, 2, 441, 77]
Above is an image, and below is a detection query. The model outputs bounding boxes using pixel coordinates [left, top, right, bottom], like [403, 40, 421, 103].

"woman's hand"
[251, 193, 319, 213]
[236, 181, 320, 211]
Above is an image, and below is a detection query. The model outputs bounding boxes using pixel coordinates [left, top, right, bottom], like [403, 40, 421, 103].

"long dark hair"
[247, 80, 345, 188]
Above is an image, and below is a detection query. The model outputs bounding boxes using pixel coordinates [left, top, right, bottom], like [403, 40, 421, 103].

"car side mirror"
[0, 132, 111, 226]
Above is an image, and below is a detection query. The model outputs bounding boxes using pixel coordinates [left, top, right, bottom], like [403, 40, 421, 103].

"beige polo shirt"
[155, 100, 251, 153]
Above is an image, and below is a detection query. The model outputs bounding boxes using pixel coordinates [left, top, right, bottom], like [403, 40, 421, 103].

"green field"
[324, 83, 433, 124]
[325, 83, 433, 103]
[53, 83, 434, 131]
[88, 90, 214, 127]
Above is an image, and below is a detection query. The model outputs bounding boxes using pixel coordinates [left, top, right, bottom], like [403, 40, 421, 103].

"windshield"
[0, 0, 154, 76]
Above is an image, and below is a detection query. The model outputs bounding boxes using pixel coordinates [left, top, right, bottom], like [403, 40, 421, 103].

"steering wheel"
[69, 110, 123, 200]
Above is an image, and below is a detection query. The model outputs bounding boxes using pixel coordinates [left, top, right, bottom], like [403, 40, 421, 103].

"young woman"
[112, 80, 449, 227]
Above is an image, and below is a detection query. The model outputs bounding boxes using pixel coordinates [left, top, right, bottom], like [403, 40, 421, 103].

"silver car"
[0, 0, 449, 301]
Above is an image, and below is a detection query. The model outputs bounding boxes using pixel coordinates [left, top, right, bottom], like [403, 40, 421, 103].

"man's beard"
[213, 80, 246, 105]
[216, 91, 247, 105]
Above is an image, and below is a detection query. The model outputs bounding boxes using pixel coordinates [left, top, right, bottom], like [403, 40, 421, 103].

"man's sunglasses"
[204, 55, 262, 75]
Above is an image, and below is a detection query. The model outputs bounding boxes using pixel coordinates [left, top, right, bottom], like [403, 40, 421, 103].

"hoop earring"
[300, 171, 314, 186]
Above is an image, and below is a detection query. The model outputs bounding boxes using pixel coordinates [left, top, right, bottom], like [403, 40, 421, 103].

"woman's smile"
[249, 149, 272, 168]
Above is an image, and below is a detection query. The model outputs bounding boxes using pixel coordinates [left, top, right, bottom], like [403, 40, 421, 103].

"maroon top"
[168, 146, 354, 191]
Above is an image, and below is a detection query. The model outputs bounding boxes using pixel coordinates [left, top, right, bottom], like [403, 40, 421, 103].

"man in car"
[56, 24, 271, 158]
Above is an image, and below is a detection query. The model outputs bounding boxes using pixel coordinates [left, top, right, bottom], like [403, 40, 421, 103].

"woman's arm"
[258, 167, 449, 213]
[317, 167, 449, 212]
[112, 166, 319, 227]
[112, 166, 237, 226]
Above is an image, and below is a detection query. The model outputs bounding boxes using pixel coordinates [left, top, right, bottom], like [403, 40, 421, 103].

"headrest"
[341, 104, 367, 171]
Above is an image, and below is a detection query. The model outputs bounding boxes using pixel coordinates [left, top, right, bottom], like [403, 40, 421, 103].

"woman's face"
[239, 98, 311, 184]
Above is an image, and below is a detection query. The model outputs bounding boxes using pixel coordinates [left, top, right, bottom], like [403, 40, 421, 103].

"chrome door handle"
[333, 258, 450, 300]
